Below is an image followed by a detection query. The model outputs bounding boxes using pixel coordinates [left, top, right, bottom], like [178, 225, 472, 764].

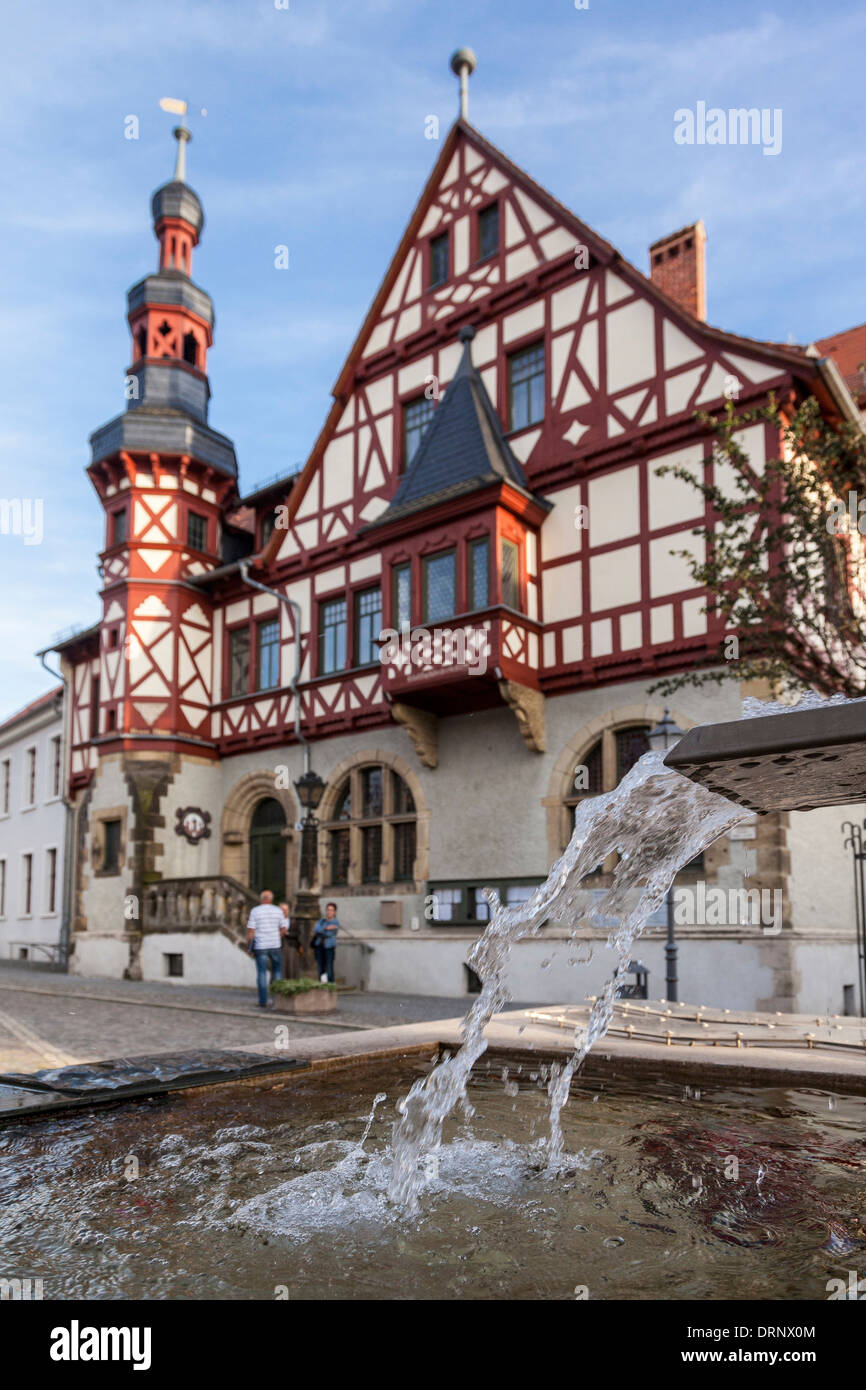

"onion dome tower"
[85, 119, 237, 753]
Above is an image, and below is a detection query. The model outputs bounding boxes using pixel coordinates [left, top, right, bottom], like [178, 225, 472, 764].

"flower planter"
[272, 987, 338, 1015]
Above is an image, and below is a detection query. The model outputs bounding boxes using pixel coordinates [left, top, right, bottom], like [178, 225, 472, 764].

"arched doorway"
[248, 797, 287, 897]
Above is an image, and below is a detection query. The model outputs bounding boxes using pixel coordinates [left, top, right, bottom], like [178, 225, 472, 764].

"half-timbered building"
[49, 67, 866, 1012]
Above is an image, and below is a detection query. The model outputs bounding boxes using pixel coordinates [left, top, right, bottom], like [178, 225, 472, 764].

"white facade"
[0, 688, 67, 963]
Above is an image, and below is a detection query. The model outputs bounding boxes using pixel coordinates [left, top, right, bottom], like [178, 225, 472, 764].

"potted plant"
[271, 977, 338, 1014]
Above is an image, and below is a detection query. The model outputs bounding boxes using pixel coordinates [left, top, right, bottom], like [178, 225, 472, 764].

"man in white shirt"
[246, 889, 288, 1009]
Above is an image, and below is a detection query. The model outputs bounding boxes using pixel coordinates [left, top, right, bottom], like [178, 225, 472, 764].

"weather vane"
[159, 96, 197, 181]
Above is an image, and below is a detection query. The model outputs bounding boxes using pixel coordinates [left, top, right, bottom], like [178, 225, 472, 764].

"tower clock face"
[175, 807, 211, 843]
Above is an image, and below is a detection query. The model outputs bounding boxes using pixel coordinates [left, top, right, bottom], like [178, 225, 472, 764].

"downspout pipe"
[36, 647, 74, 972]
[238, 560, 309, 775]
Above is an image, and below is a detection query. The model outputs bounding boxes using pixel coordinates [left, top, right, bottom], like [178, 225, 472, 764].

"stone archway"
[220, 771, 299, 900]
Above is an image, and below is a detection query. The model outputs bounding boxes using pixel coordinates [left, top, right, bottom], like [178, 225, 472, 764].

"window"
[478, 203, 499, 260]
[319, 598, 347, 675]
[261, 511, 277, 547]
[46, 848, 57, 914]
[0, 859, 6, 916]
[615, 726, 651, 782]
[22, 854, 32, 915]
[182, 332, 198, 366]
[26, 748, 36, 806]
[429, 231, 449, 288]
[428, 879, 544, 926]
[500, 539, 520, 610]
[89, 676, 100, 740]
[137, 326, 147, 359]
[393, 563, 412, 629]
[354, 588, 382, 667]
[403, 395, 435, 471]
[564, 723, 704, 871]
[164, 953, 184, 977]
[323, 765, 417, 889]
[257, 618, 280, 690]
[331, 830, 350, 885]
[360, 825, 382, 884]
[423, 550, 456, 624]
[469, 537, 489, 610]
[112, 509, 127, 546]
[509, 342, 546, 431]
[187, 511, 208, 552]
[1, 760, 8, 814]
[103, 819, 122, 875]
[229, 628, 250, 698]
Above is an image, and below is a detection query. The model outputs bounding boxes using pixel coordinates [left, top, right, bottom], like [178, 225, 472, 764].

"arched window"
[182, 331, 198, 366]
[323, 764, 416, 888]
[562, 721, 702, 872]
[564, 723, 650, 831]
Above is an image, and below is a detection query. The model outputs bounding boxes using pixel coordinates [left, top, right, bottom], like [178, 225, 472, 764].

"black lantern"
[648, 707, 684, 754]
[294, 769, 325, 818]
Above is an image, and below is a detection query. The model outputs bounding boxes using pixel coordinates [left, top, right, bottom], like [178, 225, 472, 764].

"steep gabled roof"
[260, 116, 833, 568]
[372, 324, 533, 525]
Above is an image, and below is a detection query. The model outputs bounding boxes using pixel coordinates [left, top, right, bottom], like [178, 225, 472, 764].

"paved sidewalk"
[0, 962, 488, 1074]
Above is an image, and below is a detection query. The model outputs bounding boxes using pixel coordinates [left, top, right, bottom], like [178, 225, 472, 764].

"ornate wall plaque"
[175, 807, 212, 843]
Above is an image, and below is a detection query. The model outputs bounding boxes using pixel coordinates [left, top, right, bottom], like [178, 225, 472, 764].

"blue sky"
[1, 0, 864, 714]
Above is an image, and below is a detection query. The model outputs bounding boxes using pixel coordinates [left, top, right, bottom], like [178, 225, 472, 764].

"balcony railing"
[142, 876, 259, 947]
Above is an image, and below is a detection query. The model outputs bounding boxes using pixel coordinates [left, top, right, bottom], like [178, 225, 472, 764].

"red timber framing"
[61, 115, 856, 770]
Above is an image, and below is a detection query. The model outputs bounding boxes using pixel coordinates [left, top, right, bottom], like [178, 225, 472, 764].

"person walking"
[312, 902, 339, 984]
[246, 889, 287, 1009]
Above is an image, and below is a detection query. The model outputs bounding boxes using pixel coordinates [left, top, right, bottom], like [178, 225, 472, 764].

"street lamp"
[293, 767, 325, 890]
[292, 765, 326, 978]
[648, 708, 685, 1003]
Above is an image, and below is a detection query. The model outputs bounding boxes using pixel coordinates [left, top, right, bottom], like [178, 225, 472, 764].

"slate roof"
[374, 325, 538, 525]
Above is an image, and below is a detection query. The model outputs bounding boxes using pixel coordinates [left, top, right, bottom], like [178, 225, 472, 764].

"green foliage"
[271, 977, 337, 996]
[651, 395, 866, 699]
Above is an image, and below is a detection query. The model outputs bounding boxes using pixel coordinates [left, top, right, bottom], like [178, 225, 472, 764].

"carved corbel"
[498, 679, 546, 752]
[391, 702, 438, 769]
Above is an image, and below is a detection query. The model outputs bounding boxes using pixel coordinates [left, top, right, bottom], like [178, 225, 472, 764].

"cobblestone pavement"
[0, 963, 498, 1074]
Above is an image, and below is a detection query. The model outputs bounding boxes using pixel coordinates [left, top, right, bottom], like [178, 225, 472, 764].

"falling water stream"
[387, 750, 750, 1209]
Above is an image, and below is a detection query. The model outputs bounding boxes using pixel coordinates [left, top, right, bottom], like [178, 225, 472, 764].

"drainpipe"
[37, 648, 74, 973]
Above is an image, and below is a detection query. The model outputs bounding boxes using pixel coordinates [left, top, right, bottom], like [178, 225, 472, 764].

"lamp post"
[648, 708, 685, 1003]
[292, 766, 325, 979]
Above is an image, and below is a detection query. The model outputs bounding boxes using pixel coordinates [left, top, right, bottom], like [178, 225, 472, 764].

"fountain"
[1, 696, 865, 1299]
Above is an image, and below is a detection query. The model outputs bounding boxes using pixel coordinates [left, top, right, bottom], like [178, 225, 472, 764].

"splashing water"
[387, 750, 749, 1209]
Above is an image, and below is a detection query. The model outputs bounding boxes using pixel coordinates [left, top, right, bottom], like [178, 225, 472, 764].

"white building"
[0, 687, 68, 964]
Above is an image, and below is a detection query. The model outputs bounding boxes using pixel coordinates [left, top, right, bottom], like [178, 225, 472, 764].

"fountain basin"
[1, 1010, 864, 1301]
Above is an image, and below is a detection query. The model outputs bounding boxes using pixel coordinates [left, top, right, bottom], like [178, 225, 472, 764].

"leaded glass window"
[423, 550, 456, 624]
[393, 563, 412, 628]
[500, 539, 520, 610]
[469, 537, 489, 610]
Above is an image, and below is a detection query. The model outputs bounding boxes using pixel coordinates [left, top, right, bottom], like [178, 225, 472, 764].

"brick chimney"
[649, 221, 706, 320]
